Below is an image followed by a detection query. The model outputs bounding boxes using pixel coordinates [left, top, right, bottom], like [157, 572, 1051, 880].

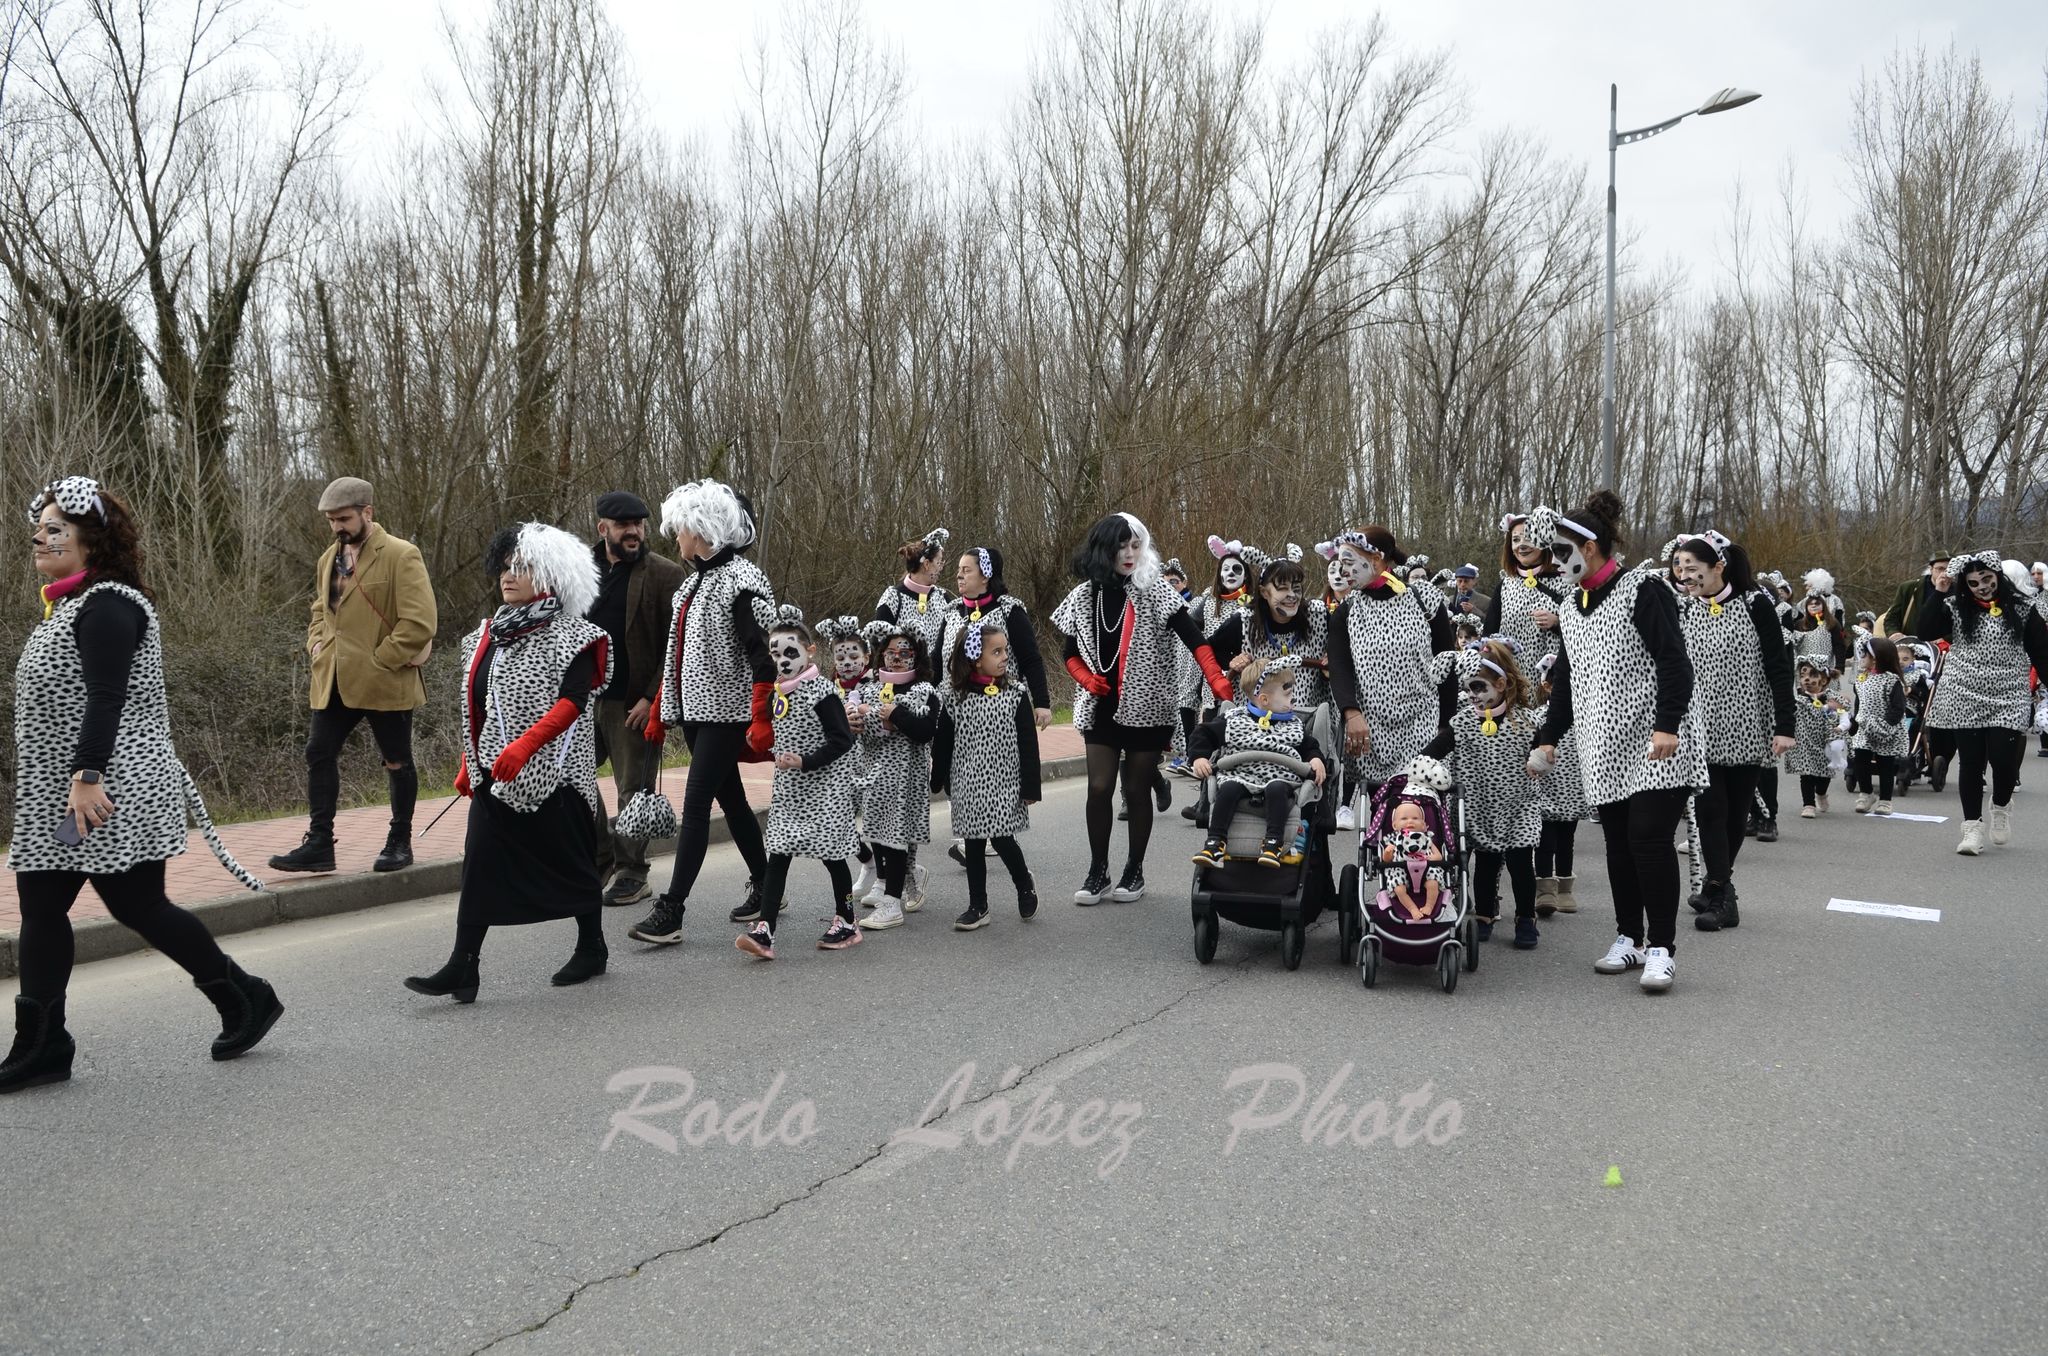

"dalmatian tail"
[181, 765, 267, 893]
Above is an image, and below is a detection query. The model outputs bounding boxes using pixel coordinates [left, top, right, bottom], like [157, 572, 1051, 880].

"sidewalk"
[1, 723, 1088, 975]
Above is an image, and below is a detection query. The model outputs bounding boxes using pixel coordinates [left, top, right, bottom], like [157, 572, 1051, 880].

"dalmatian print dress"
[766, 675, 861, 860]
[939, 594, 1027, 690]
[1925, 597, 2036, 732]
[1539, 728, 1592, 823]
[1052, 577, 1191, 732]
[1335, 581, 1448, 785]
[1555, 571, 1709, 805]
[937, 683, 1034, 839]
[853, 675, 938, 850]
[1494, 570, 1566, 666]
[876, 581, 953, 666]
[1783, 694, 1838, 778]
[1213, 709, 1315, 790]
[659, 555, 777, 725]
[1680, 594, 1774, 767]
[1441, 702, 1545, 852]
[461, 616, 614, 819]
[1850, 672, 1909, 759]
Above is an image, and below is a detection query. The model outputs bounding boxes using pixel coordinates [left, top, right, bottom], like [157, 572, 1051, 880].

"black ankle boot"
[195, 962, 285, 1060]
[268, 831, 335, 873]
[404, 952, 481, 1003]
[551, 949, 609, 986]
[372, 830, 413, 873]
[0, 995, 75, 1094]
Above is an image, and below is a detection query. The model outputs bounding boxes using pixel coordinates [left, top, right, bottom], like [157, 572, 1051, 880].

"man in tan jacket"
[270, 477, 438, 875]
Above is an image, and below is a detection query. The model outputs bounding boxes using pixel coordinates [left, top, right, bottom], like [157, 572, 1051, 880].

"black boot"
[0, 995, 75, 1094]
[1718, 883, 1740, 929]
[1929, 754, 1950, 793]
[195, 963, 284, 1060]
[372, 829, 413, 873]
[1016, 872, 1039, 920]
[404, 952, 481, 1003]
[268, 831, 335, 873]
[551, 949, 609, 986]
[1695, 882, 1726, 932]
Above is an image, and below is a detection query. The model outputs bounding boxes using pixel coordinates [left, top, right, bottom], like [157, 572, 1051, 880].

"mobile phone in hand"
[54, 796, 112, 846]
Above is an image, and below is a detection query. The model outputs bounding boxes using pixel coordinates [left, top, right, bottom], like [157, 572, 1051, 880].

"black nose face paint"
[771, 637, 807, 678]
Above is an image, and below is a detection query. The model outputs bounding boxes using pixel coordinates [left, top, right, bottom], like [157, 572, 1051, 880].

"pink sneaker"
[735, 924, 775, 960]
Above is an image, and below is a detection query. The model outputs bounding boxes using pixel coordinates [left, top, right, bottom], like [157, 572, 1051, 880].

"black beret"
[596, 490, 650, 521]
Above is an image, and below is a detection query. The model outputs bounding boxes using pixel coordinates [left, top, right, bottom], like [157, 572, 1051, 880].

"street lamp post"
[1601, 84, 1761, 492]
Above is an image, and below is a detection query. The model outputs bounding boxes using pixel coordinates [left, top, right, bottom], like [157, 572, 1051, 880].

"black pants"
[1799, 775, 1832, 806]
[305, 694, 416, 835]
[1947, 727, 2023, 820]
[15, 861, 229, 1002]
[451, 914, 602, 959]
[661, 722, 769, 906]
[1694, 763, 1760, 890]
[1209, 780, 1297, 843]
[1849, 750, 1896, 799]
[1475, 847, 1537, 920]
[1753, 765, 1779, 821]
[965, 837, 1031, 910]
[1535, 819, 1578, 877]
[757, 853, 854, 931]
[1597, 787, 1688, 953]
[872, 844, 911, 898]
[1085, 745, 1162, 873]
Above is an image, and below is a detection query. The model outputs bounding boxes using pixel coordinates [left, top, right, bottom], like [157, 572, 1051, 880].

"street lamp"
[1601, 85, 1761, 492]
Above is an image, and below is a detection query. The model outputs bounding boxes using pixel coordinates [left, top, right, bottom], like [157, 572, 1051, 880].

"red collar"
[1582, 558, 1620, 592]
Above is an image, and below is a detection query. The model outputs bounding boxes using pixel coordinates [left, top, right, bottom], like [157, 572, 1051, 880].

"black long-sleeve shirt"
[1536, 568, 1694, 747]
[71, 590, 147, 774]
[1745, 592, 1797, 738]
[800, 692, 856, 771]
[1324, 587, 1458, 720]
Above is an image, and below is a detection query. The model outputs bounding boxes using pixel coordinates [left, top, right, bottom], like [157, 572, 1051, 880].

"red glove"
[455, 762, 472, 798]
[1065, 655, 1112, 698]
[491, 698, 581, 783]
[643, 715, 667, 744]
[1195, 645, 1234, 703]
[745, 682, 776, 755]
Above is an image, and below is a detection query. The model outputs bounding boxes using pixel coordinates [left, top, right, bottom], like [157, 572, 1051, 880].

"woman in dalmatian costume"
[1484, 509, 1567, 667]
[1175, 534, 1257, 827]
[1671, 531, 1796, 934]
[405, 523, 614, 1003]
[1205, 548, 1330, 716]
[735, 608, 865, 959]
[875, 528, 954, 666]
[7, 479, 282, 1093]
[1054, 513, 1234, 906]
[1326, 526, 1458, 808]
[1913, 550, 2048, 855]
[1313, 540, 1365, 826]
[1794, 569, 1853, 699]
[847, 619, 941, 932]
[1533, 490, 1707, 994]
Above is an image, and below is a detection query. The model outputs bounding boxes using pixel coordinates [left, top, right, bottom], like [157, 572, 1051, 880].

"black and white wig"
[485, 522, 600, 616]
[1071, 512, 1164, 594]
[660, 478, 757, 553]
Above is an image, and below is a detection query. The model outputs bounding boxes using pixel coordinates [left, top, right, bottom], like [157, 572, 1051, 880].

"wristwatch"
[72, 769, 103, 785]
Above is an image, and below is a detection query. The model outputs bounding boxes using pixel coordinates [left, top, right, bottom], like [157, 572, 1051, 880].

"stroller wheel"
[1337, 865, 1360, 964]
[1193, 911, 1219, 965]
[1438, 944, 1461, 994]
[1359, 936, 1380, 989]
[1460, 915, 1480, 972]
[1280, 922, 1305, 971]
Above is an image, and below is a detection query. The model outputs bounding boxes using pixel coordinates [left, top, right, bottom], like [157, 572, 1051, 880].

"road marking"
[1875, 812, 1947, 823]
[1827, 898, 1940, 922]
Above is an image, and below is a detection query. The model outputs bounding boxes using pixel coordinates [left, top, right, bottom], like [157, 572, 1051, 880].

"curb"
[1, 753, 1089, 979]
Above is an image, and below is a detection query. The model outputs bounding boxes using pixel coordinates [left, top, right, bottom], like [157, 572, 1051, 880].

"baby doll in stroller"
[1379, 804, 1450, 922]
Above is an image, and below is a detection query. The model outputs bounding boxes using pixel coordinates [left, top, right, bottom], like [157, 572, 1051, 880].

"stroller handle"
[1213, 750, 1318, 779]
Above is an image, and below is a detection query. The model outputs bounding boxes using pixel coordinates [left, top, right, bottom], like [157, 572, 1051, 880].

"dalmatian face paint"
[1337, 544, 1376, 591]
[1463, 673, 1504, 710]
[1509, 520, 1543, 567]
[881, 636, 918, 673]
[1218, 556, 1246, 593]
[1551, 538, 1593, 586]
[1325, 559, 1347, 593]
[769, 631, 810, 679]
[830, 639, 866, 681]
[1964, 566, 2000, 603]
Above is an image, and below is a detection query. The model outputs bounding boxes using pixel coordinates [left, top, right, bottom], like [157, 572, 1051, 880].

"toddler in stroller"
[1189, 655, 1329, 869]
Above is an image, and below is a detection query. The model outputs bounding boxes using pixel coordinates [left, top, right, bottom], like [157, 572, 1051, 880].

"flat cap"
[1454, 563, 1479, 579]
[596, 490, 651, 521]
[317, 476, 373, 511]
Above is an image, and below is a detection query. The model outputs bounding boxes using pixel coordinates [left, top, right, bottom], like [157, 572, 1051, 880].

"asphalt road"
[3, 768, 2044, 1355]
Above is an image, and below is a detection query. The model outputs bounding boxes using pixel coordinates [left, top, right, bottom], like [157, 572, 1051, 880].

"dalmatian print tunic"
[1439, 702, 1545, 852]
[1925, 597, 2036, 732]
[1213, 708, 1316, 791]
[764, 675, 860, 859]
[1052, 577, 1191, 731]
[461, 616, 612, 818]
[876, 581, 953, 665]
[1554, 571, 1709, 805]
[660, 555, 777, 725]
[1494, 570, 1566, 665]
[1680, 594, 1775, 767]
[938, 683, 1033, 839]
[1539, 728, 1592, 822]
[1850, 672, 1909, 758]
[1225, 607, 1331, 714]
[1334, 581, 1448, 785]
[1784, 693, 1838, 778]
[853, 675, 937, 849]
[12, 582, 195, 875]
[939, 594, 1027, 690]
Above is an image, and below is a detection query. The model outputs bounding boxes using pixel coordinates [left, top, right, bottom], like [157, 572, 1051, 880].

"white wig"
[660, 478, 756, 552]
[2000, 559, 2037, 596]
[513, 522, 600, 618]
[1118, 511, 1164, 593]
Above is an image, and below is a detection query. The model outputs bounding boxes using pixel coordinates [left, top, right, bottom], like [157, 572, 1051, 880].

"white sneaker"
[850, 855, 877, 902]
[1798, 806, 1816, 819]
[1594, 935, 1647, 974]
[1854, 793, 1875, 814]
[863, 896, 906, 930]
[1874, 800, 1893, 816]
[903, 863, 928, 911]
[1335, 804, 1355, 831]
[1990, 805, 2012, 846]
[1957, 820, 1986, 856]
[1639, 947, 1676, 992]
[1816, 793, 1830, 814]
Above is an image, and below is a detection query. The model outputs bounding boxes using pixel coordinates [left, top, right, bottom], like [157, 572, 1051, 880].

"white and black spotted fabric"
[877, 581, 952, 662]
[1052, 577, 1189, 731]
[766, 675, 860, 859]
[940, 594, 1025, 689]
[1925, 596, 2035, 732]
[1237, 606, 1331, 713]
[1494, 570, 1566, 665]
[1784, 694, 1837, 778]
[1539, 728, 1592, 822]
[941, 684, 1031, 839]
[1338, 582, 1446, 784]
[1850, 672, 1909, 758]
[659, 555, 776, 725]
[1680, 594, 1774, 766]
[1213, 708, 1314, 790]
[460, 615, 612, 817]
[10, 581, 260, 889]
[1556, 570, 1709, 805]
[854, 674, 937, 849]
[1170, 593, 1204, 718]
[1444, 701, 1545, 851]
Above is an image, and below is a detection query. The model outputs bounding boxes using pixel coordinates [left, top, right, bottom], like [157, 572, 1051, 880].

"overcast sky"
[310, 0, 2048, 288]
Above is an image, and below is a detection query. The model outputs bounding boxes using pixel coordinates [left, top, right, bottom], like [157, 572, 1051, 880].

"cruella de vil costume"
[7, 478, 279, 1094]
[628, 480, 778, 945]
[1913, 550, 2048, 854]
[404, 524, 613, 1003]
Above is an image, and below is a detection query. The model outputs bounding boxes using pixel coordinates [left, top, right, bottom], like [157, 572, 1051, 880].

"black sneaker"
[1073, 866, 1112, 905]
[818, 918, 863, 950]
[1153, 773, 1172, 813]
[268, 832, 335, 873]
[628, 899, 686, 944]
[1017, 874, 1039, 920]
[1513, 917, 1539, 949]
[1191, 838, 1227, 868]
[729, 879, 762, 923]
[954, 904, 991, 931]
[1117, 797, 1131, 822]
[604, 876, 652, 907]
[1755, 818, 1779, 843]
[1255, 837, 1285, 868]
[1695, 884, 1727, 932]
[1930, 755, 1950, 792]
[1743, 816, 1759, 839]
[1110, 865, 1146, 902]
[372, 832, 413, 873]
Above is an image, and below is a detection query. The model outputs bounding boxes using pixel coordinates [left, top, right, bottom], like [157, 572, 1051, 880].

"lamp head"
[1698, 87, 1761, 116]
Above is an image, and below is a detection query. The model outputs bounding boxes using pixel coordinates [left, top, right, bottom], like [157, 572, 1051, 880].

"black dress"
[458, 648, 602, 926]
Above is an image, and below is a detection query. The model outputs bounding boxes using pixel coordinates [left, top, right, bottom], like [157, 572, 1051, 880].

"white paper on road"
[1827, 898, 1941, 922]
[1876, 811, 1947, 823]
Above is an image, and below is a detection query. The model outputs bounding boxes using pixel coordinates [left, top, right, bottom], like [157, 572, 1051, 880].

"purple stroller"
[1340, 763, 1477, 993]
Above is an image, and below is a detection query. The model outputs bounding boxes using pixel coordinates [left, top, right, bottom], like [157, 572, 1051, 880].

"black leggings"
[964, 837, 1031, 909]
[1535, 820, 1578, 877]
[1596, 787, 1688, 952]
[1475, 847, 1537, 920]
[1694, 763, 1760, 890]
[15, 861, 229, 1002]
[1753, 766, 1779, 820]
[757, 853, 854, 931]
[450, 914, 601, 959]
[1209, 780, 1298, 842]
[1849, 750, 1896, 799]
[662, 722, 769, 906]
[1085, 746, 1162, 873]
[872, 844, 911, 898]
[1947, 727, 2023, 820]
[1799, 775, 1831, 806]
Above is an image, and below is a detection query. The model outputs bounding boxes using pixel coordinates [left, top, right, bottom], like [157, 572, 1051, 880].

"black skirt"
[457, 782, 602, 926]
[1081, 718, 1172, 753]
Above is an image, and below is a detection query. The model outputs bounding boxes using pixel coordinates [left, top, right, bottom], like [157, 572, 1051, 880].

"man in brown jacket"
[271, 477, 439, 875]
[584, 491, 686, 905]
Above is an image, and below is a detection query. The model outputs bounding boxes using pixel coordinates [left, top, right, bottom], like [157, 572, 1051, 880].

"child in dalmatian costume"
[1784, 655, 1843, 814]
[817, 615, 884, 902]
[1846, 634, 1910, 813]
[943, 544, 1057, 862]
[847, 619, 941, 932]
[734, 608, 865, 960]
[1187, 655, 1329, 869]
[932, 617, 1043, 929]
[406, 522, 615, 1004]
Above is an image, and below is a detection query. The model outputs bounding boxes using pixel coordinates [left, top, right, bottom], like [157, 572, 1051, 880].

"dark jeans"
[1948, 727, 2023, 820]
[1799, 775, 1832, 807]
[305, 694, 416, 835]
[1210, 779, 1298, 843]
[660, 722, 769, 907]
[1535, 819, 1578, 877]
[1596, 787, 1688, 953]
[15, 861, 229, 1002]
[757, 854, 855, 931]
[593, 697, 662, 886]
[1849, 750, 1896, 800]
[1694, 763, 1760, 889]
[965, 836, 1032, 910]
[1475, 847, 1537, 920]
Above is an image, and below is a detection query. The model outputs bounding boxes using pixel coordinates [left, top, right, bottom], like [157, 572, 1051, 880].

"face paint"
[1325, 560, 1346, 592]
[770, 633, 808, 679]
[1552, 539, 1592, 585]
[1338, 546, 1375, 590]
[1260, 677, 1297, 714]
[883, 638, 917, 671]
[1219, 558, 1245, 592]
[831, 641, 866, 681]
[1966, 568, 1999, 602]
